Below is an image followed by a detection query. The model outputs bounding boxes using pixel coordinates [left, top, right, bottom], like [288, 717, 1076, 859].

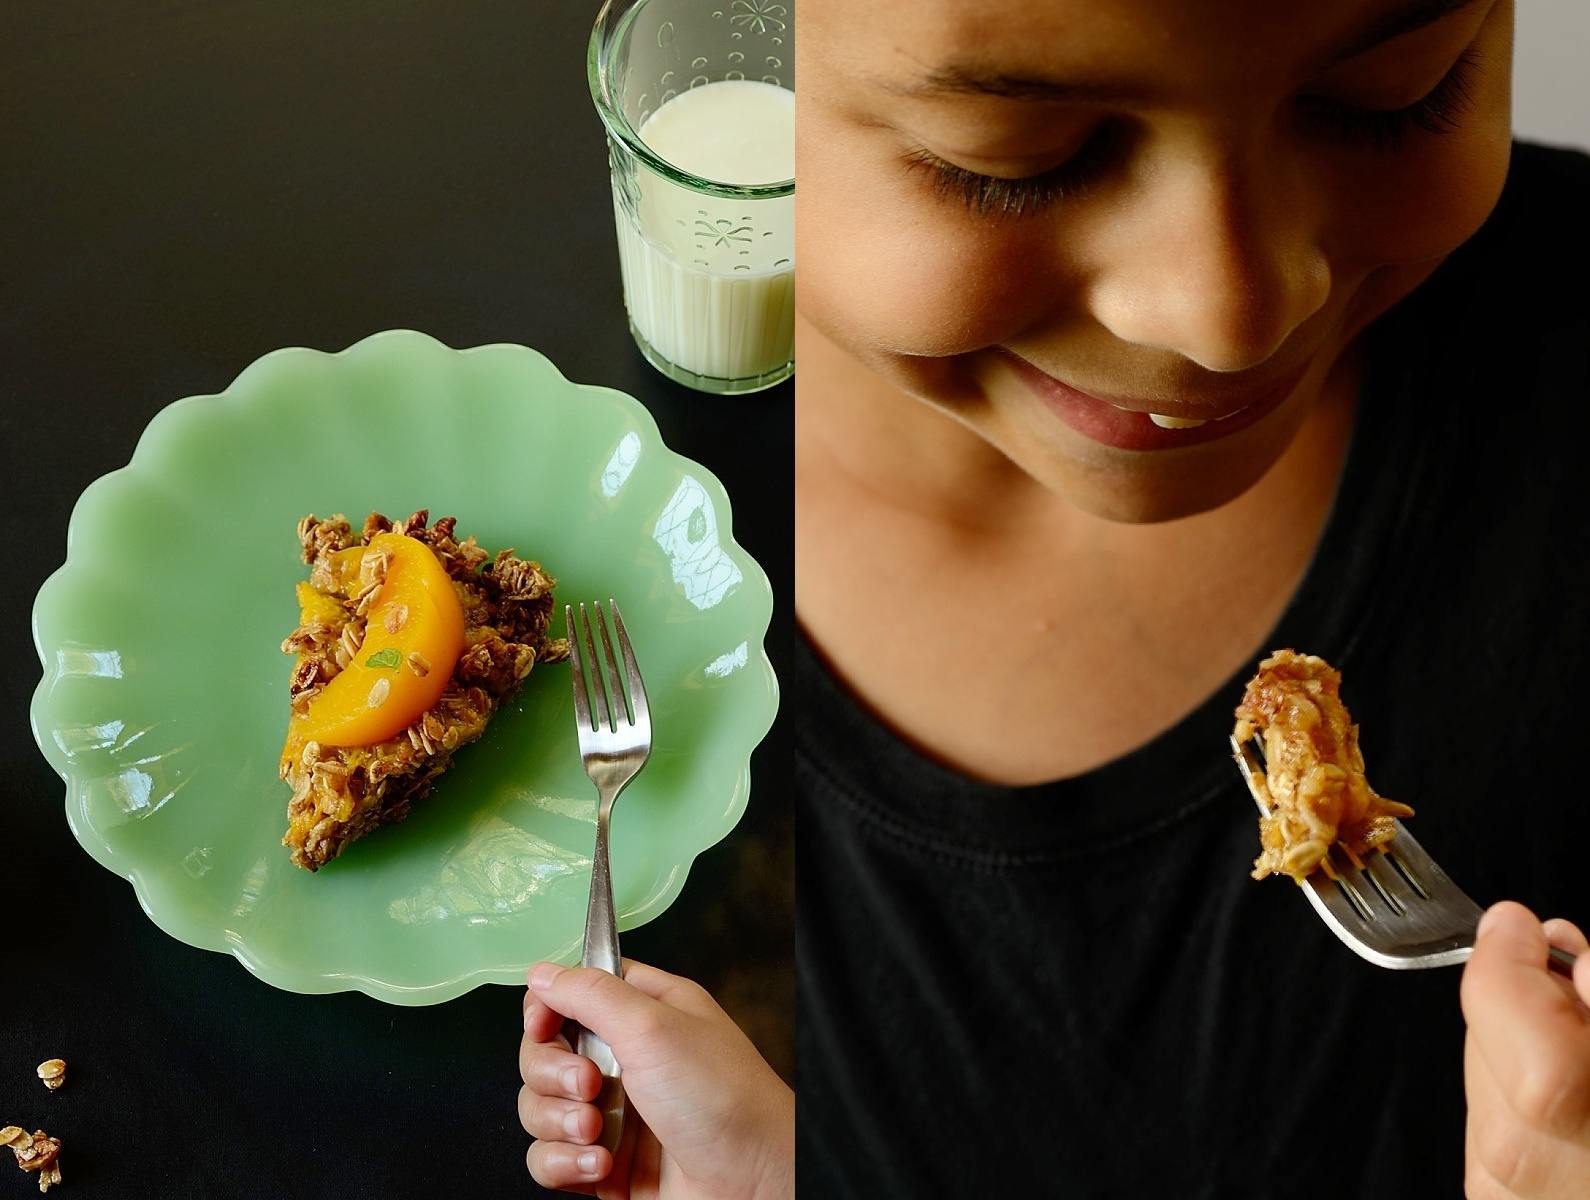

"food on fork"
[279, 510, 569, 871]
[1233, 649, 1415, 883]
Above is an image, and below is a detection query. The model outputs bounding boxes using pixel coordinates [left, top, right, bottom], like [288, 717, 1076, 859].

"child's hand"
[518, 959, 794, 1200]
[1461, 902, 1590, 1197]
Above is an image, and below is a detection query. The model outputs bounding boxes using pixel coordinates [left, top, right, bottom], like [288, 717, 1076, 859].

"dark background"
[0, 2, 792, 1196]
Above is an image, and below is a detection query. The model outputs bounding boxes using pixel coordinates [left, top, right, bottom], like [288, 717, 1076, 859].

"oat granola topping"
[298, 514, 353, 563]
[3, 1127, 62, 1191]
[353, 580, 383, 616]
[1235, 649, 1415, 882]
[280, 510, 566, 871]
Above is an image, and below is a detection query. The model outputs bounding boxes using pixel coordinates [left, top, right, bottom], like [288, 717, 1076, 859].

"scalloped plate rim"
[29, 329, 780, 1006]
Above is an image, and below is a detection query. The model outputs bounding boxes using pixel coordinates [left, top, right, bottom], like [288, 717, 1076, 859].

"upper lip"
[999, 349, 1310, 422]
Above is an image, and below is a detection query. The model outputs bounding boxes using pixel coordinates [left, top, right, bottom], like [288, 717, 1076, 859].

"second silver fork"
[568, 599, 652, 1156]
[1231, 735, 1578, 979]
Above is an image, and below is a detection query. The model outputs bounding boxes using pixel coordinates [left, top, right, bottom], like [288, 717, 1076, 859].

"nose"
[1087, 153, 1331, 373]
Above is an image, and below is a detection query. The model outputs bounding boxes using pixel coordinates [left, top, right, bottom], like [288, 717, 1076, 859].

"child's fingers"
[1462, 902, 1590, 1142]
[517, 1084, 602, 1144]
[617, 958, 721, 1018]
[518, 1039, 602, 1102]
[526, 1139, 609, 1193]
[527, 963, 688, 1057]
[1542, 920, 1590, 1008]
[1549, 919, 1590, 1010]
[523, 989, 571, 1044]
[1544, 919, 1590, 955]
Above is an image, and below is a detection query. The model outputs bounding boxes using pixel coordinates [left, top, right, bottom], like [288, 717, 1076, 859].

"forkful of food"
[1229, 649, 1578, 979]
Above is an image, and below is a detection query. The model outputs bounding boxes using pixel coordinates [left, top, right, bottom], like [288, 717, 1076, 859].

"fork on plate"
[1230, 735, 1578, 978]
[567, 599, 653, 1155]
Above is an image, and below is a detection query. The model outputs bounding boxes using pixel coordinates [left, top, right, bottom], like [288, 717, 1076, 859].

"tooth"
[1148, 413, 1208, 429]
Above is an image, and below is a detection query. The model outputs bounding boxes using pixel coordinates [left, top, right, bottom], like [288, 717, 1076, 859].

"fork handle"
[573, 1025, 626, 1156]
[1461, 941, 1580, 979]
[574, 804, 625, 1156]
[583, 804, 622, 977]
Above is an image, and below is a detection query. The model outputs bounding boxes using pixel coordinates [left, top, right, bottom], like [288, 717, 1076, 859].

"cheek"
[1330, 19, 1514, 270]
[797, 133, 1058, 359]
[1333, 134, 1512, 273]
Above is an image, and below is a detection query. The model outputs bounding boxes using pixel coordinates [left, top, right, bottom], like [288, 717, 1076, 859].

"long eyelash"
[1303, 47, 1483, 152]
[911, 48, 1483, 218]
[903, 131, 1114, 220]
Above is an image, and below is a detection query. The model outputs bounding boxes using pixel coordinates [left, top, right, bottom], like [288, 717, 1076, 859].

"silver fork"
[568, 599, 652, 1155]
[1230, 735, 1577, 978]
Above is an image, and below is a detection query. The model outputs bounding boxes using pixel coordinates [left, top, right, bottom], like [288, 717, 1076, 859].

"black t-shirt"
[795, 141, 1590, 1199]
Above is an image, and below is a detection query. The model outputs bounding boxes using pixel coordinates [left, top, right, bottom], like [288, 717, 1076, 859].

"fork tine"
[610, 599, 649, 731]
[1325, 847, 1378, 919]
[1375, 821, 1473, 910]
[1358, 852, 1410, 916]
[1235, 731, 1414, 917]
[579, 602, 611, 733]
[1229, 736, 1270, 815]
[567, 604, 594, 733]
[1381, 844, 1432, 899]
[594, 602, 630, 727]
[1307, 866, 1380, 928]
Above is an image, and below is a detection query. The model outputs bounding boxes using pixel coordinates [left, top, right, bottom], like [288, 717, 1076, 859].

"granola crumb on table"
[279, 510, 569, 872]
[1, 1127, 64, 1192]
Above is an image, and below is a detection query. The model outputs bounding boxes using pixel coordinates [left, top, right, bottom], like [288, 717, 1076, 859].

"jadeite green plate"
[30, 330, 777, 1005]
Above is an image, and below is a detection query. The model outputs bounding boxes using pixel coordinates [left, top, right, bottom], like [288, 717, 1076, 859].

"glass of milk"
[589, 0, 794, 395]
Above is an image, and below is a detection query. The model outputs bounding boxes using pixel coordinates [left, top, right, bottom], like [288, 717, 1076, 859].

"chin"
[1054, 450, 1281, 523]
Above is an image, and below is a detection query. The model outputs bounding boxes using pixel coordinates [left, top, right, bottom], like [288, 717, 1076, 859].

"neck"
[795, 316, 1362, 783]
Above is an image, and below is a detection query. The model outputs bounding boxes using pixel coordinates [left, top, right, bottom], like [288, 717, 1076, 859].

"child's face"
[799, 0, 1513, 521]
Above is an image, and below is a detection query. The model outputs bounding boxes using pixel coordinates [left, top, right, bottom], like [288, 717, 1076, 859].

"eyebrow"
[888, 0, 1483, 104]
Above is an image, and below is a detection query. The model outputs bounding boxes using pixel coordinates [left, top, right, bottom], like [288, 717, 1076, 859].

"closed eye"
[903, 125, 1122, 220]
[1298, 47, 1482, 151]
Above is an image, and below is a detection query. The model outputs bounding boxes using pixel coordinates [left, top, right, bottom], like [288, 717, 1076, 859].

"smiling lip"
[998, 350, 1312, 452]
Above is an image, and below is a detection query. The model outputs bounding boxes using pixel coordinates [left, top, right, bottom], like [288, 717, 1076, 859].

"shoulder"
[1491, 141, 1590, 258]
[1361, 142, 1590, 470]
[1404, 141, 1590, 343]
[1507, 140, 1590, 198]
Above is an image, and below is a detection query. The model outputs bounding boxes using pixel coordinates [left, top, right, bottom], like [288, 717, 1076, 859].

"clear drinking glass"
[589, 0, 794, 395]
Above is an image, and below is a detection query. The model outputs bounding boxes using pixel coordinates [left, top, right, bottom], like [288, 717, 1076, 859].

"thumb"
[1474, 899, 1550, 967]
[528, 963, 674, 1062]
[1463, 902, 1590, 1138]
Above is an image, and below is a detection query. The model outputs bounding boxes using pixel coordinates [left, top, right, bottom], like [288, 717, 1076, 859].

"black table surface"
[1, 4, 792, 1196]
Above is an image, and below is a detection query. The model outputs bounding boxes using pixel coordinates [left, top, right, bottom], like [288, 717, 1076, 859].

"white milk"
[614, 80, 794, 384]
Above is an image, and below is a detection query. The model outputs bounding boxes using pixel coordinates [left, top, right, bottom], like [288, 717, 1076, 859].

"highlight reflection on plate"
[31, 330, 777, 1005]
